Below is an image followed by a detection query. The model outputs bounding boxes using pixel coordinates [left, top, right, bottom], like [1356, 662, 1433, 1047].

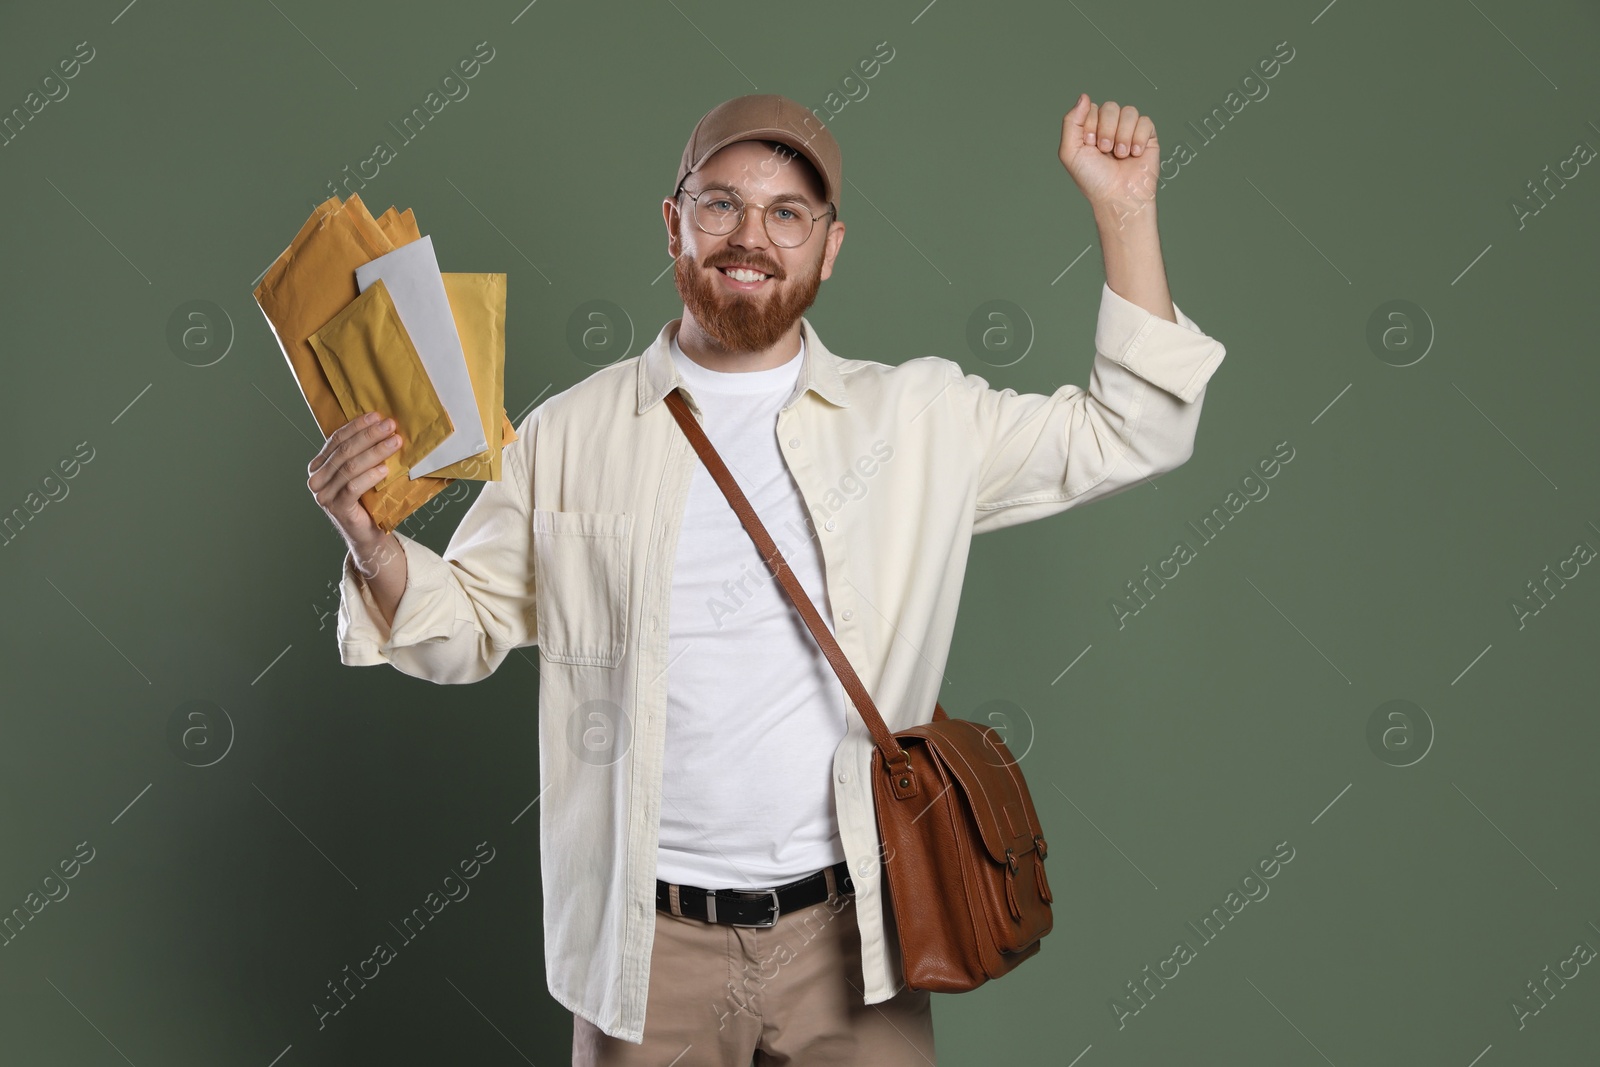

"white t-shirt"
[654, 331, 851, 891]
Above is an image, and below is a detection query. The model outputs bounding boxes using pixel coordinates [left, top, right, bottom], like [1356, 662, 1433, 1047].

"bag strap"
[664, 387, 910, 772]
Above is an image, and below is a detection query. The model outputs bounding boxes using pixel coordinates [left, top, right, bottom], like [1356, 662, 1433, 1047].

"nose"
[727, 204, 773, 251]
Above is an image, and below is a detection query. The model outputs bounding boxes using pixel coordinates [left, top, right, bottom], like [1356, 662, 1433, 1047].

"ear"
[663, 197, 684, 260]
[818, 219, 845, 282]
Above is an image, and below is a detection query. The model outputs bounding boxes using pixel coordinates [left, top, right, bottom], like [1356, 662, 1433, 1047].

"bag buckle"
[712, 887, 781, 928]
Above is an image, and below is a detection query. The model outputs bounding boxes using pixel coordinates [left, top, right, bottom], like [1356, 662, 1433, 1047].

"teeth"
[723, 267, 769, 282]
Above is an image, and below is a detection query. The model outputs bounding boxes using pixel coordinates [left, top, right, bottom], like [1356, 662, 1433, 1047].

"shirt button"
[837, 770, 849, 783]
[825, 519, 836, 531]
[842, 609, 853, 621]
[789, 438, 801, 448]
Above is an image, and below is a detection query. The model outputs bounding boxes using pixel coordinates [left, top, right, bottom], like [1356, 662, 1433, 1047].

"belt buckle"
[713, 887, 781, 928]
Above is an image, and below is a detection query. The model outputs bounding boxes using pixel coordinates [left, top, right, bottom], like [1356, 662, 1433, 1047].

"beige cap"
[675, 93, 842, 214]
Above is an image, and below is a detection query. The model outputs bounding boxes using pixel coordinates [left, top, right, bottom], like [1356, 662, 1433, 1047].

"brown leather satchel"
[665, 388, 1054, 992]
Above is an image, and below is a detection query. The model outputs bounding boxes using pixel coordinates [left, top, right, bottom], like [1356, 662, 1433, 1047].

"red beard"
[672, 243, 825, 354]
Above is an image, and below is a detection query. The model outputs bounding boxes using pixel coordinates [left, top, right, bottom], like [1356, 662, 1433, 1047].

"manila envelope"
[434, 271, 509, 481]
[307, 276, 456, 494]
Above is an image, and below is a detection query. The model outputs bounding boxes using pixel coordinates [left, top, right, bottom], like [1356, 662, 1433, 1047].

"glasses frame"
[676, 182, 836, 248]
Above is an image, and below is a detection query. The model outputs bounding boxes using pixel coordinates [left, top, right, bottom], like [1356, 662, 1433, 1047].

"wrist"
[1091, 194, 1158, 233]
[349, 531, 400, 581]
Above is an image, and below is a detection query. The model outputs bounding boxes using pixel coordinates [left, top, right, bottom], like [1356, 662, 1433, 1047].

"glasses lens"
[764, 203, 812, 247]
[695, 191, 741, 235]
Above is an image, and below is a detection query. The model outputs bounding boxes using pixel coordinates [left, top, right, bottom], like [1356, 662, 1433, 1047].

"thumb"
[1062, 92, 1091, 141]
[1059, 92, 1092, 167]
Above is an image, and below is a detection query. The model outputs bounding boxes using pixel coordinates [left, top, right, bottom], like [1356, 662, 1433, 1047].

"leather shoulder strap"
[664, 388, 907, 769]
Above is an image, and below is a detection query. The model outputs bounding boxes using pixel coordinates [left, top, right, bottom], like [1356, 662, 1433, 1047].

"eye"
[708, 197, 735, 212]
[772, 207, 799, 221]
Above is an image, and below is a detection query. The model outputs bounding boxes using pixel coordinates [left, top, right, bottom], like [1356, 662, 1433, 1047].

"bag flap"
[903, 719, 1039, 864]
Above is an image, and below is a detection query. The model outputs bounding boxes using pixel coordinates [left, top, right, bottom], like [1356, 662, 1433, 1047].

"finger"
[309, 416, 396, 487]
[1097, 101, 1120, 152]
[345, 432, 403, 489]
[311, 424, 402, 496]
[318, 456, 391, 516]
[310, 413, 371, 477]
[351, 457, 393, 497]
[1082, 99, 1098, 145]
[1131, 115, 1155, 155]
[309, 411, 388, 475]
[1114, 106, 1140, 157]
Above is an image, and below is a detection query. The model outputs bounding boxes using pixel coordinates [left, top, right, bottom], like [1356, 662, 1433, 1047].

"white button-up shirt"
[336, 281, 1226, 1043]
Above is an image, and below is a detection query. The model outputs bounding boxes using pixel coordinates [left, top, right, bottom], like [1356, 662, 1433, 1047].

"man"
[310, 92, 1225, 1064]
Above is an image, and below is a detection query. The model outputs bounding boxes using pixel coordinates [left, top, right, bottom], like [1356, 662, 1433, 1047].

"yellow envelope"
[431, 272, 509, 481]
[307, 277, 455, 494]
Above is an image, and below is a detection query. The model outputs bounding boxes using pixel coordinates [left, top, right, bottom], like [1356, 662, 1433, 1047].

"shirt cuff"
[1094, 280, 1227, 403]
[336, 532, 461, 666]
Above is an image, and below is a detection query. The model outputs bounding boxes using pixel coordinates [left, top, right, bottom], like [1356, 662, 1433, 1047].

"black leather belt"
[656, 861, 854, 928]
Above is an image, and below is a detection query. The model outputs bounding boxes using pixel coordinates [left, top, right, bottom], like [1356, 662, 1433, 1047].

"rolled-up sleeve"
[967, 281, 1226, 533]
[336, 408, 540, 684]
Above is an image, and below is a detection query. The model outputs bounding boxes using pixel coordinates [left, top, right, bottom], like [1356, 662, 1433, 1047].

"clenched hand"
[1058, 92, 1160, 211]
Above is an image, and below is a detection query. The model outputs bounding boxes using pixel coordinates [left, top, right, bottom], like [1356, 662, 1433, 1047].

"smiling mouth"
[717, 266, 774, 283]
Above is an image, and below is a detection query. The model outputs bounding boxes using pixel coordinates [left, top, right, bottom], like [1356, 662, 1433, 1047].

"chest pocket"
[531, 509, 633, 667]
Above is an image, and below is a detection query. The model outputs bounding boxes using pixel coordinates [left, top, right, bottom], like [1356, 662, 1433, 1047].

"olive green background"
[2, 0, 1597, 1063]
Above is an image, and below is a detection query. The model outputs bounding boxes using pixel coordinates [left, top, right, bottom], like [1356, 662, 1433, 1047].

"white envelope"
[354, 234, 488, 476]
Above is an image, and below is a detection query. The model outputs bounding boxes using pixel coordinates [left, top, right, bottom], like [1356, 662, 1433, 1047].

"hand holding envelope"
[253, 193, 518, 532]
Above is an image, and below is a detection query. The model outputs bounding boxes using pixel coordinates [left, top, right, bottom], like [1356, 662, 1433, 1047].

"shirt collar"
[637, 315, 851, 414]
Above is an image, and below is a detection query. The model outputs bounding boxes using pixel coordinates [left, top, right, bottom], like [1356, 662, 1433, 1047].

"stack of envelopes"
[253, 192, 515, 532]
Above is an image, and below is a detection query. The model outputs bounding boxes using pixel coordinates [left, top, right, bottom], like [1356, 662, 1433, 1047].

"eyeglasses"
[677, 184, 835, 248]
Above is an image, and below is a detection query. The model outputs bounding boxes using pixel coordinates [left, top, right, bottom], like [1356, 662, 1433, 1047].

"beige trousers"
[572, 888, 937, 1066]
